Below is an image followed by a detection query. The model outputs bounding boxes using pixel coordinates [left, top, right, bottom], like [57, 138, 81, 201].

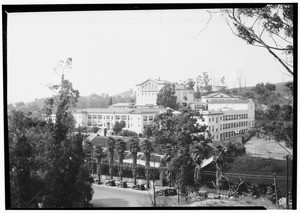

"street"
[91, 184, 154, 207]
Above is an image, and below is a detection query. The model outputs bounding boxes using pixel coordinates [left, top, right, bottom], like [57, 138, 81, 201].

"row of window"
[220, 129, 247, 140]
[137, 92, 157, 97]
[207, 121, 249, 132]
[222, 121, 248, 130]
[223, 114, 248, 121]
[88, 115, 129, 120]
[207, 113, 249, 123]
[140, 83, 159, 91]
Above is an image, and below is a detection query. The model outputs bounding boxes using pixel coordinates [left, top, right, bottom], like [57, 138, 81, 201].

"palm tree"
[141, 138, 153, 189]
[84, 139, 94, 175]
[94, 144, 106, 182]
[115, 138, 126, 181]
[106, 137, 116, 180]
[129, 136, 140, 185]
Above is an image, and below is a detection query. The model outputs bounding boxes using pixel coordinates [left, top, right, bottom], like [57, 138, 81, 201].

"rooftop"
[209, 99, 250, 104]
[136, 78, 172, 86]
[74, 107, 164, 114]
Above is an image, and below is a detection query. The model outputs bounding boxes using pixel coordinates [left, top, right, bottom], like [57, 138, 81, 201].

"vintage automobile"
[105, 180, 116, 186]
[132, 184, 146, 191]
[155, 188, 177, 196]
[117, 181, 128, 188]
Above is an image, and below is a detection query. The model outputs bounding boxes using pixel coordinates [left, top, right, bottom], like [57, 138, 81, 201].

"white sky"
[7, 9, 293, 104]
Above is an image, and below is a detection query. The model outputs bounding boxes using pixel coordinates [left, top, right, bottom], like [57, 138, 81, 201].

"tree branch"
[191, 10, 212, 38]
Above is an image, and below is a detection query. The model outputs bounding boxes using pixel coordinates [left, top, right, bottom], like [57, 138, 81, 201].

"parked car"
[156, 188, 177, 196]
[117, 181, 127, 188]
[132, 184, 146, 191]
[105, 180, 116, 186]
[95, 179, 103, 185]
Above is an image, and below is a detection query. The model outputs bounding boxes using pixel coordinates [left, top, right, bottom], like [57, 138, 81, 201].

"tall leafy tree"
[106, 137, 116, 180]
[222, 4, 294, 75]
[94, 145, 106, 182]
[115, 138, 126, 180]
[156, 83, 178, 109]
[8, 110, 49, 208]
[141, 138, 154, 189]
[41, 59, 93, 208]
[129, 136, 140, 185]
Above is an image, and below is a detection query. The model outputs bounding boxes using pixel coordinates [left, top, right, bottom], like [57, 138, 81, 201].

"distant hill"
[112, 88, 136, 98]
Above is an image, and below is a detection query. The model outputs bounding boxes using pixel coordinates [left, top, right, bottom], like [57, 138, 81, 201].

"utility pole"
[286, 155, 289, 209]
[273, 173, 279, 206]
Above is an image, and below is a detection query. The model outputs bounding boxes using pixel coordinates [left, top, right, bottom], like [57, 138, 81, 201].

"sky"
[7, 9, 293, 104]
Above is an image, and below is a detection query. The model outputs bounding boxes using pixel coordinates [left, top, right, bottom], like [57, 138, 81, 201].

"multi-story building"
[196, 93, 255, 141]
[135, 78, 194, 106]
[73, 107, 164, 134]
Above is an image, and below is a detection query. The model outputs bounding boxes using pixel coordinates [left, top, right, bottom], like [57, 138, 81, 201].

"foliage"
[156, 83, 178, 109]
[143, 124, 154, 138]
[92, 127, 99, 134]
[113, 121, 126, 135]
[119, 130, 138, 137]
[106, 137, 116, 179]
[93, 145, 106, 181]
[196, 72, 213, 93]
[152, 108, 211, 193]
[129, 136, 140, 185]
[255, 103, 293, 149]
[9, 60, 94, 208]
[108, 97, 113, 106]
[115, 138, 127, 180]
[266, 184, 283, 204]
[141, 138, 154, 189]
[184, 78, 196, 90]
[222, 5, 294, 75]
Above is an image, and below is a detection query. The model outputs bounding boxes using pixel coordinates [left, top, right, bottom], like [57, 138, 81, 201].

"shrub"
[119, 130, 138, 137]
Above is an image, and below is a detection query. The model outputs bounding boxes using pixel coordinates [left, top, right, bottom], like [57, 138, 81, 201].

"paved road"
[91, 184, 153, 207]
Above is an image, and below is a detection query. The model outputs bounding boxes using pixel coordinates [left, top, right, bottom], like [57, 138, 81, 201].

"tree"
[115, 138, 126, 180]
[108, 97, 113, 106]
[222, 5, 294, 75]
[15, 101, 25, 108]
[143, 124, 154, 138]
[41, 59, 93, 208]
[152, 109, 211, 195]
[106, 137, 116, 180]
[156, 83, 178, 109]
[141, 138, 154, 189]
[212, 142, 246, 195]
[129, 137, 140, 185]
[92, 127, 99, 134]
[255, 103, 293, 150]
[196, 72, 212, 93]
[8, 110, 49, 208]
[184, 78, 195, 90]
[113, 121, 126, 135]
[94, 145, 106, 182]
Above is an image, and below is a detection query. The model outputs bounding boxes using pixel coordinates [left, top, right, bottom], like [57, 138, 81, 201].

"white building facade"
[196, 93, 255, 142]
[72, 107, 164, 134]
[135, 78, 194, 106]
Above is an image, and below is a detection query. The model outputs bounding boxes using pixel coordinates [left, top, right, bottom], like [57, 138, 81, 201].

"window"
[212, 126, 214, 131]
[143, 116, 147, 122]
[216, 117, 218, 123]
[216, 128, 218, 132]
[93, 115, 97, 119]
[116, 115, 120, 120]
[220, 117, 222, 121]
[98, 115, 102, 119]
[106, 115, 110, 119]
[208, 126, 211, 132]
[121, 115, 127, 120]
[209, 118, 211, 122]
[212, 117, 214, 122]
[220, 125, 222, 130]
[88, 116, 92, 119]
[149, 116, 154, 121]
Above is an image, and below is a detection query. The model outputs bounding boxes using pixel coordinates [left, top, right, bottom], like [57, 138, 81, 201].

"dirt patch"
[190, 197, 279, 209]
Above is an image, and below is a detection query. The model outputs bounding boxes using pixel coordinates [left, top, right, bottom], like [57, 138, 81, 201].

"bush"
[119, 130, 138, 137]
